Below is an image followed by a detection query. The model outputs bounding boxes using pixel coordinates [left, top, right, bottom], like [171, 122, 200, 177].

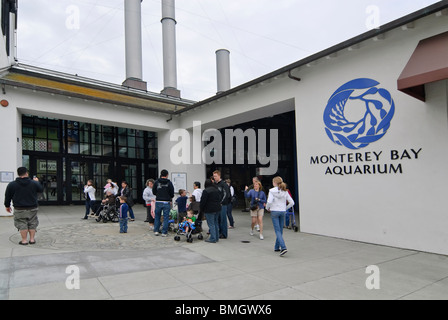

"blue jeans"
[226, 203, 234, 227]
[218, 205, 228, 238]
[154, 202, 171, 235]
[205, 212, 220, 243]
[85, 200, 95, 218]
[128, 206, 135, 220]
[119, 218, 128, 233]
[271, 211, 287, 251]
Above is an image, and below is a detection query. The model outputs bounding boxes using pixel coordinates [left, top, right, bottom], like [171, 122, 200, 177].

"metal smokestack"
[216, 49, 231, 94]
[161, 0, 180, 98]
[123, 0, 147, 91]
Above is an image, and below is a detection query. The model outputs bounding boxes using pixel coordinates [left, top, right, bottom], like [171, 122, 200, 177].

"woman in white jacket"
[266, 176, 294, 256]
[83, 180, 96, 220]
[143, 179, 156, 229]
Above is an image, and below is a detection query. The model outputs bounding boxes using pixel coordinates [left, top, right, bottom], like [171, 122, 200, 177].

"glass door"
[93, 161, 113, 200]
[34, 158, 63, 204]
[68, 160, 90, 204]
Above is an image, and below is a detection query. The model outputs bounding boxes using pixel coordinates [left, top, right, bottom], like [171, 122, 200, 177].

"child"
[175, 189, 189, 221]
[119, 196, 130, 234]
[180, 210, 196, 235]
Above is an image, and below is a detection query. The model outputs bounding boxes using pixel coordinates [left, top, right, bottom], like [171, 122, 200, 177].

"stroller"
[285, 206, 299, 232]
[173, 201, 204, 243]
[95, 197, 120, 223]
[167, 208, 178, 232]
[174, 217, 204, 243]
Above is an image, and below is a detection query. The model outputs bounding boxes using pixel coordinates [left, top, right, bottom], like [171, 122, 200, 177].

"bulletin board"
[171, 172, 187, 193]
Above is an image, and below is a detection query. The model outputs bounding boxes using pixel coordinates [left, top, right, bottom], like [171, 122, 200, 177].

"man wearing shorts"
[4, 167, 43, 245]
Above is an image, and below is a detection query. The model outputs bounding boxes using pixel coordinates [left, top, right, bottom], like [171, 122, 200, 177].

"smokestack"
[161, 0, 180, 98]
[216, 49, 231, 94]
[122, 0, 147, 91]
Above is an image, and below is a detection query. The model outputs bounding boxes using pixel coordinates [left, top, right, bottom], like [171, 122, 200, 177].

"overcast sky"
[17, 0, 440, 102]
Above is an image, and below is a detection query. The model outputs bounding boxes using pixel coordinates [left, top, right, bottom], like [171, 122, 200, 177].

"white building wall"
[157, 119, 206, 195]
[294, 16, 448, 255]
[0, 101, 21, 216]
[7, 87, 172, 132]
[0, 87, 174, 211]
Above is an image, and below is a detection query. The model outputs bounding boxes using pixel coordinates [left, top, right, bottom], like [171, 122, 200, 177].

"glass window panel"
[48, 140, 60, 153]
[35, 140, 48, 152]
[79, 130, 89, 143]
[149, 149, 157, 160]
[136, 137, 144, 149]
[128, 135, 136, 147]
[103, 133, 113, 145]
[103, 126, 113, 134]
[68, 141, 79, 154]
[22, 138, 34, 151]
[22, 126, 34, 136]
[118, 134, 127, 147]
[118, 147, 127, 158]
[91, 131, 101, 144]
[118, 128, 127, 136]
[79, 123, 90, 131]
[23, 115, 33, 125]
[92, 144, 102, 156]
[103, 145, 113, 157]
[48, 128, 58, 140]
[93, 124, 102, 132]
[147, 139, 154, 149]
[35, 117, 47, 126]
[136, 148, 144, 159]
[128, 148, 136, 159]
[80, 143, 90, 155]
[35, 126, 47, 139]
[22, 155, 30, 171]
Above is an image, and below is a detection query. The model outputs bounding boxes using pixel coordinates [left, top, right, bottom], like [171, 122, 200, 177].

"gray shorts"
[14, 208, 39, 231]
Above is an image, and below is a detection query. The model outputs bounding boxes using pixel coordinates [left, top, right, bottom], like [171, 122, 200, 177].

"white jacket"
[84, 186, 96, 201]
[143, 186, 156, 205]
[266, 187, 294, 212]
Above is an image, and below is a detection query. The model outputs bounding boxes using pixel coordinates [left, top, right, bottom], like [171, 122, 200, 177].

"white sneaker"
[155, 232, 160, 236]
[162, 234, 167, 237]
[260, 234, 264, 240]
[250, 230, 254, 236]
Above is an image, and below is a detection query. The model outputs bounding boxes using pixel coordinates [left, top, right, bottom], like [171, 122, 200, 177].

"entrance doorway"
[66, 158, 113, 203]
[34, 157, 63, 204]
[26, 155, 114, 205]
[206, 111, 299, 210]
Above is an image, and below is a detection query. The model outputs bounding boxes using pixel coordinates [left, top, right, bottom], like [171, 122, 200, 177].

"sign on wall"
[323, 78, 395, 150]
[311, 78, 423, 176]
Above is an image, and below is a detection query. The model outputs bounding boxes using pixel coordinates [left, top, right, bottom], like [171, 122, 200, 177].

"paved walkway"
[0, 206, 447, 300]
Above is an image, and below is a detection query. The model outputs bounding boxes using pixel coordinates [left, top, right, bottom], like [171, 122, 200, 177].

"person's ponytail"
[273, 176, 287, 191]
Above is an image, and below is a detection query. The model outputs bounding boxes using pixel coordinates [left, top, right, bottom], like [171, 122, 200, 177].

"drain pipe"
[288, 70, 301, 82]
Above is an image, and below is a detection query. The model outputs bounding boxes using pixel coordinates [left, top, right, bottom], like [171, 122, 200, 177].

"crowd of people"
[4, 166, 295, 257]
[85, 169, 294, 257]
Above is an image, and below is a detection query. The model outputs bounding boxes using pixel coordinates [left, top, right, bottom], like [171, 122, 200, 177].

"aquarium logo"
[323, 78, 395, 150]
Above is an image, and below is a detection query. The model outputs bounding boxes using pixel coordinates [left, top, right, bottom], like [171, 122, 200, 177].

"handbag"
[250, 191, 259, 211]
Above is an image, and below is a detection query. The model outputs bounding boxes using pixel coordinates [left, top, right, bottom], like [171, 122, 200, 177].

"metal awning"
[398, 31, 448, 102]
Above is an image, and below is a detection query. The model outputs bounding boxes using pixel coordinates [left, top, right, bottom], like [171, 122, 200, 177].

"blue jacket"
[119, 203, 129, 219]
[245, 189, 267, 208]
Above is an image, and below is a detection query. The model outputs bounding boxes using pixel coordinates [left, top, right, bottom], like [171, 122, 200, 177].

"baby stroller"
[167, 208, 178, 232]
[96, 197, 120, 223]
[174, 217, 204, 243]
[285, 206, 299, 232]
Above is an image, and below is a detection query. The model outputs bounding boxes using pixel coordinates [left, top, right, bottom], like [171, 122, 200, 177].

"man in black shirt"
[152, 169, 175, 236]
[4, 167, 43, 245]
[213, 170, 231, 239]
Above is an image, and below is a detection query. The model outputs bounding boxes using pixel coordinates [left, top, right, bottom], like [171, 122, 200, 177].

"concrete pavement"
[0, 206, 447, 300]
